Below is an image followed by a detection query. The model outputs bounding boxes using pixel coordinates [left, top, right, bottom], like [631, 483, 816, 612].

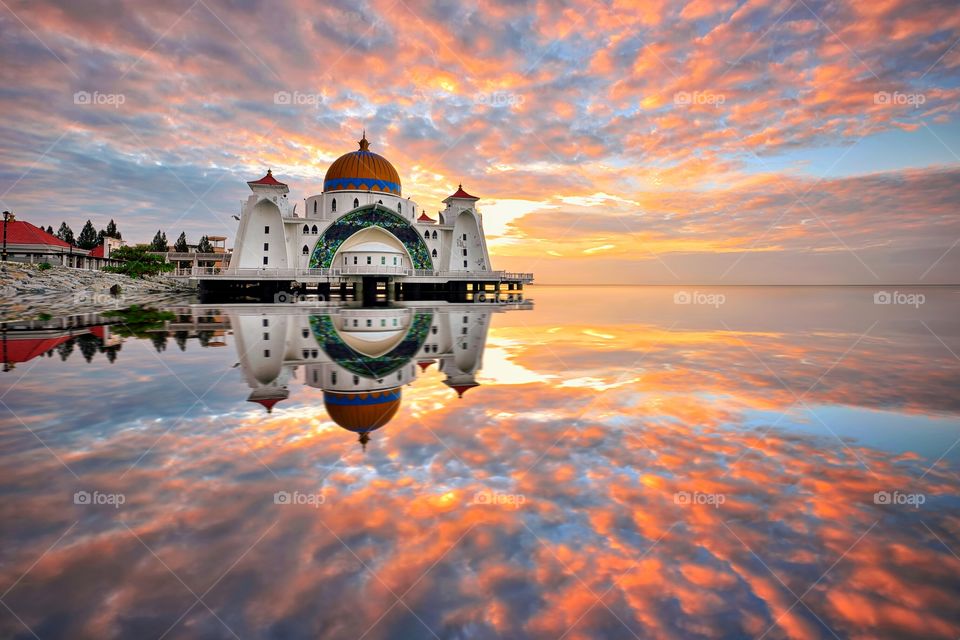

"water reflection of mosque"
[229, 303, 526, 449]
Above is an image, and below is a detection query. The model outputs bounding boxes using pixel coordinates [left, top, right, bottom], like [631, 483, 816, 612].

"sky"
[0, 0, 958, 284]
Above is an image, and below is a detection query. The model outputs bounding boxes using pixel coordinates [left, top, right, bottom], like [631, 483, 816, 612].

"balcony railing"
[187, 266, 533, 281]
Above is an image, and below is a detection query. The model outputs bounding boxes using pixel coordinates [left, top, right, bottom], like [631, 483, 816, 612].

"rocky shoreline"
[0, 263, 196, 321]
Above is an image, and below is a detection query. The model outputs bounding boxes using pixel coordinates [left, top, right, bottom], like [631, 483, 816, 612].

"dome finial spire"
[359, 129, 369, 151]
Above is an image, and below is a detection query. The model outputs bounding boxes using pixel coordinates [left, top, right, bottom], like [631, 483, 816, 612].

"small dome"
[323, 389, 401, 432]
[324, 133, 401, 196]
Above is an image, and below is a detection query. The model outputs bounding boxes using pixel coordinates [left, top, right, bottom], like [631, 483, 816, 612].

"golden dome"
[323, 389, 401, 433]
[323, 133, 401, 196]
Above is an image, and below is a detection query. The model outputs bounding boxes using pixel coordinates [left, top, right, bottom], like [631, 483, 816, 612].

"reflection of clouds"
[2, 296, 960, 638]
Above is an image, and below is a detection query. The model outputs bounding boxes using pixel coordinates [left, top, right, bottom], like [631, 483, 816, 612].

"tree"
[196, 235, 214, 253]
[149, 230, 168, 252]
[77, 220, 99, 250]
[57, 338, 75, 362]
[174, 231, 189, 252]
[56, 222, 75, 245]
[45, 225, 54, 235]
[102, 246, 174, 278]
[105, 219, 121, 240]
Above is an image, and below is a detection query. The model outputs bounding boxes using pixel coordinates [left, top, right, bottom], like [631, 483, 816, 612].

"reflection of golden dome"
[323, 389, 401, 432]
[323, 133, 401, 196]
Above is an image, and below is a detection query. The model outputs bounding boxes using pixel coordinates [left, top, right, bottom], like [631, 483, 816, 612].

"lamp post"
[2, 210, 11, 272]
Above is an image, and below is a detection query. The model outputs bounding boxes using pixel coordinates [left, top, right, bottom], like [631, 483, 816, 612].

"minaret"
[441, 184, 490, 272]
[231, 169, 292, 270]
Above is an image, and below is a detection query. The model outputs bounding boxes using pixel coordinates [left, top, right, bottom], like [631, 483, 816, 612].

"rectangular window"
[381, 256, 386, 264]
[463, 260, 468, 267]
[262, 319, 269, 327]
[366, 256, 372, 264]
[392, 257, 397, 265]
[264, 349, 270, 357]
[263, 332, 269, 340]
[353, 256, 358, 264]
[366, 319, 372, 327]
[263, 242, 269, 251]
[264, 226, 270, 234]
[463, 249, 467, 256]
[263, 256, 269, 265]
[462, 233, 467, 241]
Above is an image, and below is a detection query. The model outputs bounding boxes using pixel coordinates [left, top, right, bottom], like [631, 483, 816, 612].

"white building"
[204, 133, 531, 302]
[227, 304, 507, 449]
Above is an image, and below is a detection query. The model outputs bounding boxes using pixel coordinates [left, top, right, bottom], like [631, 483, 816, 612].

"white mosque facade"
[198, 133, 532, 302]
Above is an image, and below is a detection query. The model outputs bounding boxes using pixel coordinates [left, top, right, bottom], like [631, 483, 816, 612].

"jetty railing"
[187, 267, 533, 282]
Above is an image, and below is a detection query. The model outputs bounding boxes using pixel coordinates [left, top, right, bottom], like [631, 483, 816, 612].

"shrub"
[102, 246, 174, 278]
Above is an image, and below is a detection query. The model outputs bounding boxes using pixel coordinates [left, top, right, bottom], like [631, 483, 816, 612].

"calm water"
[1, 286, 959, 640]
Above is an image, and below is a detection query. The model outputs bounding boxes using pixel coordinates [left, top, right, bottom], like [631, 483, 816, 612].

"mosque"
[227, 303, 520, 449]
[196, 133, 532, 302]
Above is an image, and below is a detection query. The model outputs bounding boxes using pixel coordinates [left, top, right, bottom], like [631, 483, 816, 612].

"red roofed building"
[1, 215, 122, 269]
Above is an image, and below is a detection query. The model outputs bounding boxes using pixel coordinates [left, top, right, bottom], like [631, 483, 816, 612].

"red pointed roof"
[417, 212, 436, 223]
[451, 383, 480, 398]
[247, 169, 287, 187]
[446, 184, 479, 201]
[88, 244, 105, 258]
[4, 220, 72, 248]
[417, 359, 436, 371]
[249, 397, 283, 413]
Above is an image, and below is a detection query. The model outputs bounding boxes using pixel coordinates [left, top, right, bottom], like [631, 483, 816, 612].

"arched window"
[331, 198, 337, 212]
[353, 198, 359, 208]
[431, 230, 437, 240]
[397, 202, 402, 214]
[431, 248, 438, 258]
[302, 245, 309, 255]
[313, 200, 317, 214]
[424, 230, 430, 239]
[311, 225, 318, 234]
[302, 224, 309, 234]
